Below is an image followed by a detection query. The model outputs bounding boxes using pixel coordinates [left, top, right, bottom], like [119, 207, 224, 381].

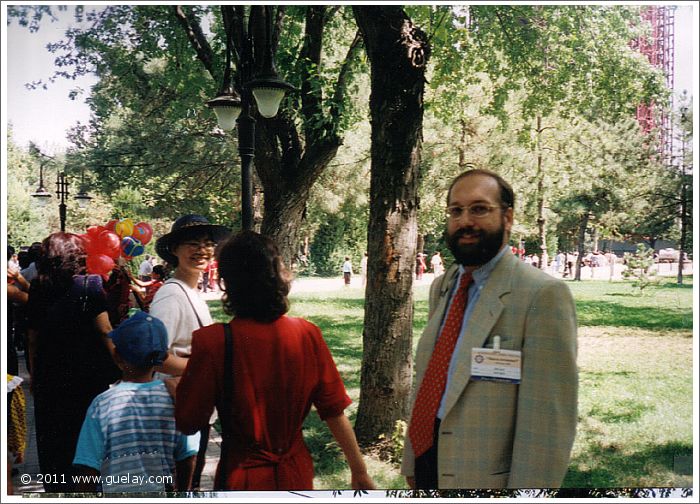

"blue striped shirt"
[73, 380, 199, 491]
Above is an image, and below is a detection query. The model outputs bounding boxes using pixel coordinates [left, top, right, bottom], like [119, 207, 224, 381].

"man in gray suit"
[402, 169, 578, 489]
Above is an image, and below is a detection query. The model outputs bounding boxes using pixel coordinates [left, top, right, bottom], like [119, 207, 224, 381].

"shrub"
[622, 244, 658, 293]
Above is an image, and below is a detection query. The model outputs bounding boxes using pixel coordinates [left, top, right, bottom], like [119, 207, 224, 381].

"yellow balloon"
[115, 218, 134, 238]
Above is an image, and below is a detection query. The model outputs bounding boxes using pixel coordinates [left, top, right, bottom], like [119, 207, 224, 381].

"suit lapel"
[440, 251, 517, 418]
[416, 265, 460, 373]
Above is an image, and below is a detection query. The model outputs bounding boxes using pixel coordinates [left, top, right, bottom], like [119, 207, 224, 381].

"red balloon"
[77, 234, 93, 253]
[87, 225, 105, 238]
[96, 230, 121, 259]
[133, 222, 153, 245]
[104, 219, 118, 233]
[86, 254, 115, 279]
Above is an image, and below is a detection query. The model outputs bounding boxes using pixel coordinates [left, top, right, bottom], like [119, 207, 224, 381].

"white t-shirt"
[149, 278, 213, 358]
[139, 259, 154, 276]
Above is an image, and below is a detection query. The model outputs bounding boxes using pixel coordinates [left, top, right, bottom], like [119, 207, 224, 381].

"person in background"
[150, 214, 231, 489]
[126, 264, 167, 311]
[7, 246, 20, 273]
[7, 269, 30, 376]
[7, 373, 27, 495]
[104, 258, 134, 327]
[173, 231, 376, 490]
[138, 254, 154, 281]
[73, 312, 198, 493]
[20, 242, 42, 284]
[430, 251, 444, 277]
[27, 232, 120, 492]
[342, 256, 353, 287]
[201, 258, 213, 293]
[208, 258, 219, 292]
[402, 169, 577, 489]
[416, 253, 427, 280]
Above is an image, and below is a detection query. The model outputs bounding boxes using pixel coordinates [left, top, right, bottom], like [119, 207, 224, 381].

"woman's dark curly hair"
[34, 232, 87, 299]
[217, 231, 291, 323]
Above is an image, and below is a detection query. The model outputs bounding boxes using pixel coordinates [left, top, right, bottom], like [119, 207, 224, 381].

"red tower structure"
[634, 6, 675, 162]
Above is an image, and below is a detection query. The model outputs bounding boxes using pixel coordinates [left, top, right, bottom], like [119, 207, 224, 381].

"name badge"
[471, 347, 521, 384]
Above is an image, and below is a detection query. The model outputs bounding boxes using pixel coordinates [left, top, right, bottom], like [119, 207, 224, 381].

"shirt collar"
[458, 245, 508, 286]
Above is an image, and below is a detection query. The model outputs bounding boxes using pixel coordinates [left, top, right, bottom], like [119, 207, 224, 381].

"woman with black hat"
[150, 214, 230, 489]
[150, 214, 231, 377]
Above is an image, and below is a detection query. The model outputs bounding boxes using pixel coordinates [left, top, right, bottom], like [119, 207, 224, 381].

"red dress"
[175, 316, 352, 490]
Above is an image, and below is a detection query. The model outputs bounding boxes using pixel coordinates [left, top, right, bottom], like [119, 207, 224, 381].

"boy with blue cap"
[72, 312, 199, 493]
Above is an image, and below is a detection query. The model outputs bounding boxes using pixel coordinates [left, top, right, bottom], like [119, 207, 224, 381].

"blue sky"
[2, 3, 697, 155]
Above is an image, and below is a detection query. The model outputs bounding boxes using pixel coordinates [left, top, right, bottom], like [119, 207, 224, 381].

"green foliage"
[8, 5, 685, 283]
[621, 244, 658, 293]
[378, 420, 407, 465]
[6, 132, 51, 247]
[309, 201, 368, 277]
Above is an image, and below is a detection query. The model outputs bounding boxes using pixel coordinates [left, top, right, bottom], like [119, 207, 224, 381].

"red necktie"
[409, 271, 473, 458]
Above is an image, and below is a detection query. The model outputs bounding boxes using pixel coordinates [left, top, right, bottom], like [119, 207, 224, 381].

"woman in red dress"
[174, 231, 375, 490]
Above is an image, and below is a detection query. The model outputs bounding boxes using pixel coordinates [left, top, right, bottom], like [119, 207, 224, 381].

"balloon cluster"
[81, 218, 153, 278]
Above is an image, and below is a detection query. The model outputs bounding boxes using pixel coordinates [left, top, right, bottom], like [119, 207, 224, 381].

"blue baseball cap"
[109, 311, 169, 368]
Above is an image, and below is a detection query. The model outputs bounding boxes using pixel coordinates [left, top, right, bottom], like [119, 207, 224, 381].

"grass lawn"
[208, 276, 693, 489]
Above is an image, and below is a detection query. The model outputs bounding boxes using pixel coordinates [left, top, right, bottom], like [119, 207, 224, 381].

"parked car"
[657, 248, 689, 263]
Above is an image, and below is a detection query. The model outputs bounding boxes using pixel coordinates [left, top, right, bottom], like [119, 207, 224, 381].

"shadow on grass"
[576, 300, 692, 330]
[588, 398, 655, 424]
[563, 440, 692, 487]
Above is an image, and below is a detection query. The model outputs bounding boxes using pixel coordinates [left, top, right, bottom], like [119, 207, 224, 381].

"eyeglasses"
[445, 203, 506, 220]
[182, 240, 217, 251]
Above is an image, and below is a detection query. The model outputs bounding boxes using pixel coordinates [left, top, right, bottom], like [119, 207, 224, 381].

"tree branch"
[330, 30, 363, 124]
[271, 5, 285, 53]
[172, 5, 217, 81]
[300, 6, 327, 141]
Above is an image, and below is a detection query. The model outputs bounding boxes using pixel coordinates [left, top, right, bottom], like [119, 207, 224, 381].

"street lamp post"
[32, 166, 92, 232]
[56, 172, 69, 233]
[206, 5, 294, 231]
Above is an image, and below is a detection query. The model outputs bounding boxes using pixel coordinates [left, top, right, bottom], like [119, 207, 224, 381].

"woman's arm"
[325, 414, 376, 490]
[94, 311, 116, 358]
[7, 283, 29, 304]
[158, 353, 189, 376]
[27, 328, 38, 393]
[8, 270, 31, 293]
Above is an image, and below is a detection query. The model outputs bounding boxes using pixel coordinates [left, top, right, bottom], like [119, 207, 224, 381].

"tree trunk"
[536, 115, 547, 270]
[592, 227, 599, 252]
[176, 5, 360, 265]
[677, 139, 688, 285]
[260, 188, 309, 268]
[353, 5, 430, 444]
[458, 118, 468, 168]
[575, 212, 589, 281]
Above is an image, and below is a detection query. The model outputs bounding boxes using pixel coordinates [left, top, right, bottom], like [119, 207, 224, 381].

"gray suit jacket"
[402, 249, 578, 488]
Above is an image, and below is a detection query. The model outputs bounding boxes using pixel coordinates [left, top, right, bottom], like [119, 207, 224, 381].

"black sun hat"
[155, 214, 231, 265]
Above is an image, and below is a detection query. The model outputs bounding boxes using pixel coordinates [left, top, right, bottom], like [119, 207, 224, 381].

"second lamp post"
[206, 5, 294, 231]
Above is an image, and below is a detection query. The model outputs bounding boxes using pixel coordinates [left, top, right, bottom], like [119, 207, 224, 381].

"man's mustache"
[452, 227, 484, 239]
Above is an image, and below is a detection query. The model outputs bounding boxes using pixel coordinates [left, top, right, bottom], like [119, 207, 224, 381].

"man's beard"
[446, 224, 505, 267]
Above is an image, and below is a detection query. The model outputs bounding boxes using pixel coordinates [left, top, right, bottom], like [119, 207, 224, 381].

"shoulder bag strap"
[170, 280, 205, 328]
